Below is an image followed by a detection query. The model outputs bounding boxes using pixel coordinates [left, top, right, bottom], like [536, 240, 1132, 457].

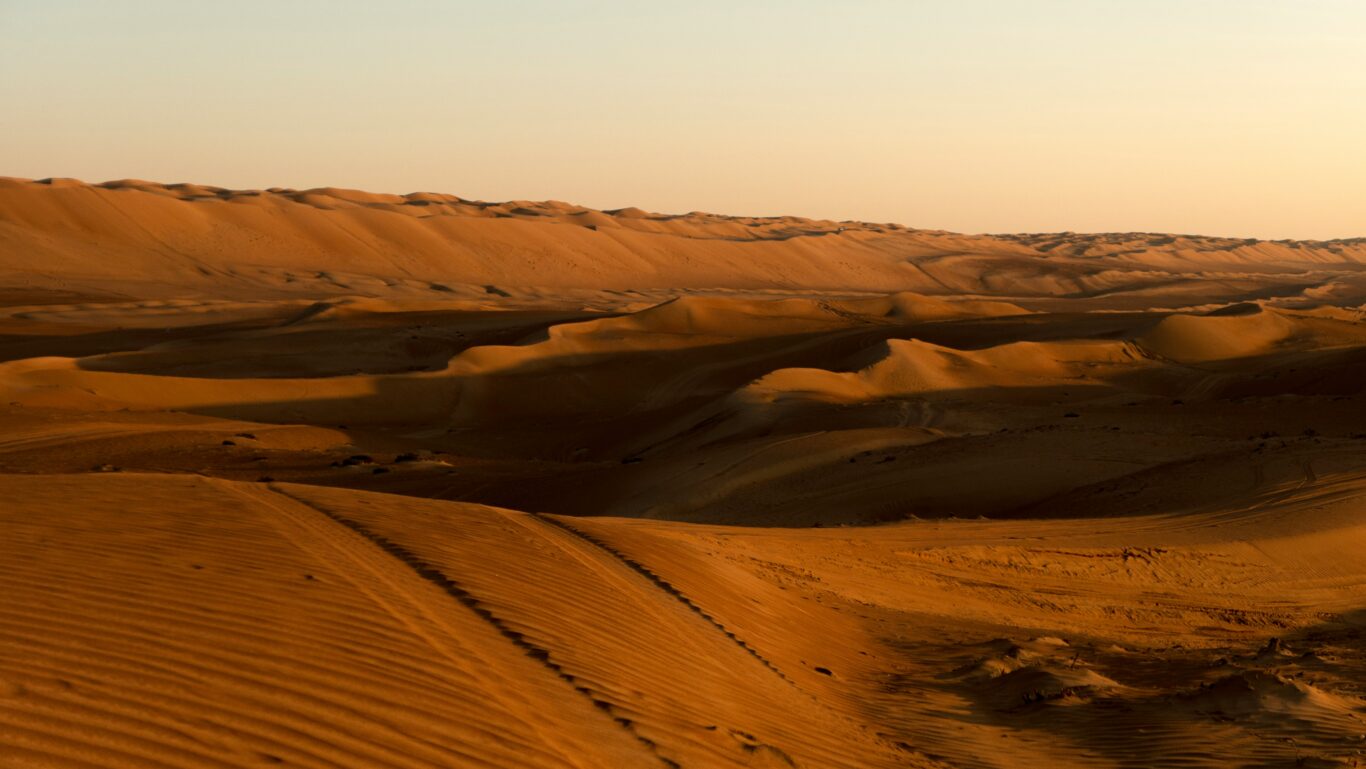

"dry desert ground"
[2, 177, 1366, 768]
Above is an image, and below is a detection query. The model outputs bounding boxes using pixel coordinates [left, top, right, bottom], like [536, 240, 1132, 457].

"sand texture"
[2, 179, 1366, 768]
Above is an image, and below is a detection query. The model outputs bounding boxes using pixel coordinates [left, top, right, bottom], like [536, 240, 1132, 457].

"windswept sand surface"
[5, 176, 1366, 309]
[2, 180, 1366, 768]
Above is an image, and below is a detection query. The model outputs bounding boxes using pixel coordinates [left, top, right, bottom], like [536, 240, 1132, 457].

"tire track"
[255, 485, 680, 769]
[528, 513, 797, 688]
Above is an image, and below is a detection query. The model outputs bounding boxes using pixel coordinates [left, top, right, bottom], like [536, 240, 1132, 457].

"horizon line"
[9, 174, 1365, 246]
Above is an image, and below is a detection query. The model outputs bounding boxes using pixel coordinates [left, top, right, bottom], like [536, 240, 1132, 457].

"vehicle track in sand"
[244, 483, 677, 769]
[526, 512, 795, 685]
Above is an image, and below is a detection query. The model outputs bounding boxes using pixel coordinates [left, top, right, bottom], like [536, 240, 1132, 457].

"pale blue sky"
[2, 1, 1363, 238]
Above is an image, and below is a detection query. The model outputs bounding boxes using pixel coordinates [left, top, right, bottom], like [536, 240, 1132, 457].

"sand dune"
[740, 337, 1144, 405]
[5, 176, 1366, 309]
[3, 180, 1366, 767]
[5, 468, 1364, 768]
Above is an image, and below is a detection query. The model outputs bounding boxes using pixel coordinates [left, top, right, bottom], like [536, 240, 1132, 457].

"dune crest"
[5, 176, 1366, 311]
[740, 337, 1143, 405]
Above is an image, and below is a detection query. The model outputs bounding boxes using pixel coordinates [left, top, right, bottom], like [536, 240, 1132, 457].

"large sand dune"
[2, 180, 1366, 767]
[5, 176, 1366, 309]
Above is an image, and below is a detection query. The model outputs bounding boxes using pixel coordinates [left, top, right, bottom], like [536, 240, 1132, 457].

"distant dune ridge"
[3, 176, 1366, 310]
[3, 176, 1366, 768]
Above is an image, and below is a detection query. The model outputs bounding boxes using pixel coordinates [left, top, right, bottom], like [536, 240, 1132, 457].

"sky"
[2, 1, 1364, 239]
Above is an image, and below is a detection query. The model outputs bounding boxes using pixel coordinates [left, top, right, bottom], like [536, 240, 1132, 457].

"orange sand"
[2, 178, 1365, 768]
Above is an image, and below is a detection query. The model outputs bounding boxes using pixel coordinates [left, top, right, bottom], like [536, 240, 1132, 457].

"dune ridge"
[5, 176, 1366, 311]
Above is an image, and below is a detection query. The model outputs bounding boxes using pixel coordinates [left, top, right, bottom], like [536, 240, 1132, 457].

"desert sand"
[2, 177, 1365, 768]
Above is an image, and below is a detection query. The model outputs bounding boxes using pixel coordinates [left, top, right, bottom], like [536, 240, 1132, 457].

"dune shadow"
[870, 609, 1366, 768]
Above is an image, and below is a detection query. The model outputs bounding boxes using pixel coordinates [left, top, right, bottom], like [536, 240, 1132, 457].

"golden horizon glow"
[2, 1, 1364, 239]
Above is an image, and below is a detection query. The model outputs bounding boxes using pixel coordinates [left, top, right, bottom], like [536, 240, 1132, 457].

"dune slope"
[5, 176, 1366, 309]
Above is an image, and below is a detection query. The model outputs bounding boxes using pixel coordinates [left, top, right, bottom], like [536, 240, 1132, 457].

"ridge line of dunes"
[0, 293, 1029, 424]
[4, 176, 1366, 308]
[5, 293, 1365, 432]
